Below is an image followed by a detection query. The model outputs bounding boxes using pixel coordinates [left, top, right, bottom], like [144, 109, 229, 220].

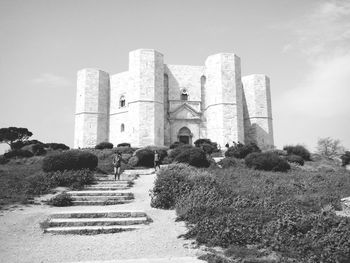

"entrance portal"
[179, 135, 189, 144]
[178, 127, 192, 145]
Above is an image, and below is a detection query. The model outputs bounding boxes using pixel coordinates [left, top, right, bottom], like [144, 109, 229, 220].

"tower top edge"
[78, 68, 110, 75]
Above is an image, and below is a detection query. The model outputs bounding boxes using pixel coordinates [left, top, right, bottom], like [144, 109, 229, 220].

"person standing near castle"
[113, 152, 122, 180]
[154, 150, 160, 171]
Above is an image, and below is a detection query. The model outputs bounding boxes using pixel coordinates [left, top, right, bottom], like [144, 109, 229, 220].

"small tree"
[0, 127, 33, 150]
[317, 137, 344, 158]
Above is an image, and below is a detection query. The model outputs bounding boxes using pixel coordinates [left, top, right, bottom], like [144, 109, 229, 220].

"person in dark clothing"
[113, 152, 122, 180]
[154, 150, 160, 171]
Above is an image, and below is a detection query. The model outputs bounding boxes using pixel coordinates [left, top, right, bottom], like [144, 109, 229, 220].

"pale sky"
[1, 0, 349, 153]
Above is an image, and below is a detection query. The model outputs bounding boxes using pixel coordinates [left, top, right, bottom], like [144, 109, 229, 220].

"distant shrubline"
[74, 49, 274, 149]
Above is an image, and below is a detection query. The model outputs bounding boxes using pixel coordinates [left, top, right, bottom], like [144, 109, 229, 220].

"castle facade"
[74, 49, 274, 149]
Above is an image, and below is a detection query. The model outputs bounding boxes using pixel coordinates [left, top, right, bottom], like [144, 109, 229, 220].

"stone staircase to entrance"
[43, 171, 151, 234]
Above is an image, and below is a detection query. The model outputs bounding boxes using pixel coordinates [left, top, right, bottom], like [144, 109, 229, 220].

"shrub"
[150, 164, 195, 209]
[22, 143, 46, 156]
[114, 146, 138, 155]
[0, 155, 9, 164]
[168, 144, 194, 160]
[47, 192, 73, 206]
[117, 142, 131, 147]
[174, 147, 210, 168]
[95, 141, 113, 150]
[285, 154, 305, 166]
[341, 151, 350, 166]
[25, 172, 56, 195]
[128, 156, 139, 167]
[42, 150, 98, 172]
[49, 169, 94, 189]
[225, 142, 261, 159]
[44, 143, 70, 151]
[201, 143, 216, 154]
[194, 138, 212, 147]
[245, 152, 291, 172]
[218, 157, 237, 168]
[169, 141, 184, 149]
[283, 145, 311, 161]
[12, 139, 44, 150]
[134, 146, 168, 167]
[4, 149, 34, 159]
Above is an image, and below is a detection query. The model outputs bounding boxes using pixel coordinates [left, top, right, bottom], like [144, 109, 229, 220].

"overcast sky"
[1, 0, 349, 153]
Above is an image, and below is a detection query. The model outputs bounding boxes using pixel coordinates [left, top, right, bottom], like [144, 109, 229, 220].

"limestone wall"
[128, 49, 164, 147]
[242, 74, 274, 149]
[74, 69, 110, 148]
[204, 53, 245, 147]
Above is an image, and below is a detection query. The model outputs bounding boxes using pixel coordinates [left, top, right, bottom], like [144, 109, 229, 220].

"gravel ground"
[0, 171, 204, 263]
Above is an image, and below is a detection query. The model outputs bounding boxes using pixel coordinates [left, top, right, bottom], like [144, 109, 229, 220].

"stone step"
[93, 180, 132, 184]
[67, 191, 133, 197]
[72, 199, 133, 206]
[50, 210, 147, 219]
[44, 225, 145, 234]
[84, 186, 129, 190]
[68, 257, 205, 263]
[48, 217, 148, 227]
[71, 196, 133, 201]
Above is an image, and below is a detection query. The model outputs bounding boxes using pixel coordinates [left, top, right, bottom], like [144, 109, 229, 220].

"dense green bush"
[150, 164, 195, 209]
[134, 146, 168, 167]
[25, 169, 94, 195]
[168, 144, 194, 160]
[285, 154, 305, 166]
[22, 143, 46, 156]
[4, 149, 34, 159]
[283, 145, 311, 161]
[194, 138, 219, 153]
[117, 142, 131, 147]
[225, 142, 261, 159]
[42, 150, 98, 172]
[44, 143, 69, 150]
[218, 157, 237, 168]
[0, 155, 9, 164]
[245, 152, 291, 172]
[151, 165, 350, 261]
[95, 141, 113, 150]
[47, 192, 73, 206]
[11, 139, 44, 150]
[169, 141, 184, 149]
[341, 151, 350, 166]
[174, 147, 210, 168]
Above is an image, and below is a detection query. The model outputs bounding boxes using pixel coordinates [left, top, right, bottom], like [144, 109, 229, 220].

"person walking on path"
[113, 151, 122, 180]
[154, 150, 160, 171]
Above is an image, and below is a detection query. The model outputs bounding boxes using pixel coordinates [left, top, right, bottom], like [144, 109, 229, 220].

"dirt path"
[0, 171, 204, 263]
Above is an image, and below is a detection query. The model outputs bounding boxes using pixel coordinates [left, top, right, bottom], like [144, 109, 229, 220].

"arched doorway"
[178, 127, 192, 144]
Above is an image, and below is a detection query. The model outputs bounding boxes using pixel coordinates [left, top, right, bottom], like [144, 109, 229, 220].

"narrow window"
[121, 124, 125, 132]
[119, 96, 126, 108]
[181, 89, 188, 101]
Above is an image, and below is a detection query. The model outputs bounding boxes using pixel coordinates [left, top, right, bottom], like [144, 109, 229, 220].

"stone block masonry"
[74, 49, 274, 149]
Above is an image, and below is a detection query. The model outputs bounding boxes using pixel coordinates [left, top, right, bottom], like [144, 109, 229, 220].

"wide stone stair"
[43, 172, 151, 234]
[44, 210, 150, 234]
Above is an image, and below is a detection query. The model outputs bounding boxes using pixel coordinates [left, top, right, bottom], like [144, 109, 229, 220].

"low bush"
[44, 143, 70, 151]
[285, 154, 305, 166]
[42, 150, 98, 172]
[245, 152, 290, 172]
[12, 140, 44, 150]
[47, 192, 73, 206]
[168, 144, 194, 160]
[117, 142, 131, 147]
[174, 147, 210, 168]
[134, 146, 168, 167]
[95, 141, 113, 150]
[49, 169, 94, 189]
[22, 143, 46, 156]
[4, 149, 34, 159]
[0, 155, 9, 164]
[218, 157, 237, 168]
[341, 151, 350, 166]
[225, 142, 261, 159]
[150, 164, 195, 209]
[283, 145, 311, 161]
[150, 164, 350, 261]
[127, 156, 139, 167]
[169, 141, 184, 149]
[194, 138, 219, 153]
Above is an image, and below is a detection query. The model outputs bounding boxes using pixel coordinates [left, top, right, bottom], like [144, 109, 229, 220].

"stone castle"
[74, 49, 274, 149]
